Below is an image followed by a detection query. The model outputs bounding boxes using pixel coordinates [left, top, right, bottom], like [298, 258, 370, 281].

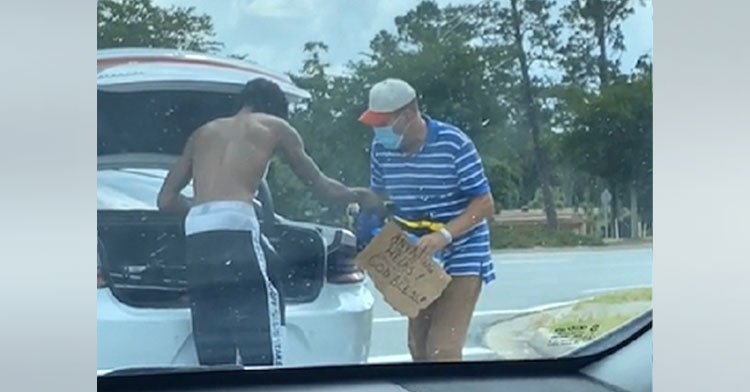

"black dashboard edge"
[98, 312, 652, 392]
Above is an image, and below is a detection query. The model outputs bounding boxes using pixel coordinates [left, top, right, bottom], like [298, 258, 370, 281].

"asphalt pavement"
[366, 245, 653, 363]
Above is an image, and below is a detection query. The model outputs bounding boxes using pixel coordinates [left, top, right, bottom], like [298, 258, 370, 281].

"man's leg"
[186, 233, 238, 365]
[232, 229, 282, 366]
[423, 276, 482, 362]
[408, 301, 436, 362]
[183, 203, 279, 366]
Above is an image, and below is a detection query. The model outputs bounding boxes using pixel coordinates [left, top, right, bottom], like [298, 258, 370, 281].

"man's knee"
[424, 332, 465, 361]
[425, 325, 464, 360]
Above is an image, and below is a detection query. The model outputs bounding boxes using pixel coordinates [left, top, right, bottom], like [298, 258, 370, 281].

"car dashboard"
[99, 313, 652, 392]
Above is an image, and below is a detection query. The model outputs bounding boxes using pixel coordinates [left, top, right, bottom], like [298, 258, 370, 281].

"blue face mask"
[373, 126, 404, 150]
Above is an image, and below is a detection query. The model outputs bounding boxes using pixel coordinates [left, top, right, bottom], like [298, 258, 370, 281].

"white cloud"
[620, 1, 654, 68]
[151, 0, 653, 75]
[240, 0, 316, 19]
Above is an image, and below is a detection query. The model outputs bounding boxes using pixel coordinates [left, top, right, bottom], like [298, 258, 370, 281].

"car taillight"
[97, 242, 108, 288]
[97, 266, 108, 288]
[327, 230, 365, 284]
[327, 258, 365, 284]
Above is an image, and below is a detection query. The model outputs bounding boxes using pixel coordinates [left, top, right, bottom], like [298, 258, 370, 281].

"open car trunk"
[97, 210, 326, 309]
[97, 57, 326, 309]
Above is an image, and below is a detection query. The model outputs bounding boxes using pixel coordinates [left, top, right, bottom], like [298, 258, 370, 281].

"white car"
[96, 48, 374, 372]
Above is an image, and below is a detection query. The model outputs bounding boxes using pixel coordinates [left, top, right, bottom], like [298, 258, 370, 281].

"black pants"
[185, 230, 282, 366]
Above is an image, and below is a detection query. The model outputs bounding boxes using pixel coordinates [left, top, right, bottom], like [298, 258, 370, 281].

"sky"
[154, 0, 653, 76]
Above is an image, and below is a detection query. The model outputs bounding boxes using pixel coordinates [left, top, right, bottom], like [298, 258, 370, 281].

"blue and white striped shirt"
[370, 116, 496, 284]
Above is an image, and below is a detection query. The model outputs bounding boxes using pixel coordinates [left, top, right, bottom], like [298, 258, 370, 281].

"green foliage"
[484, 157, 523, 210]
[270, 43, 373, 225]
[97, 0, 653, 241]
[529, 186, 566, 209]
[271, 1, 522, 222]
[561, 73, 652, 189]
[559, 0, 639, 88]
[97, 0, 222, 52]
[490, 225, 604, 249]
[575, 287, 652, 308]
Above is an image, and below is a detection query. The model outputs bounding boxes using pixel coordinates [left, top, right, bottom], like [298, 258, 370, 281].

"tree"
[97, 0, 222, 53]
[268, 42, 375, 224]
[561, 67, 652, 237]
[273, 1, 524, 222]
[354, 1, 512, 144]
[353, 1, 531, 214]
[558, 0, 649, 237]
[560, 0, 641, 89]
[476, 0, 563, 228]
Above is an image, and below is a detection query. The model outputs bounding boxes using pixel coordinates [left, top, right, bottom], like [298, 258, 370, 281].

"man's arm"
[157, 132, 196, 215]
[416, 139, 495, 253]
[444, 193, 495, 238]
[273, 118, 383, 210]
[446, 138, 495, 238]
[416, 192, 495, 255]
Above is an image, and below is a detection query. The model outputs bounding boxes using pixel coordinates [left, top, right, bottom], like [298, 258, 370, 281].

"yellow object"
[391, 215, 445, 233]
[345, 203, 360, 229]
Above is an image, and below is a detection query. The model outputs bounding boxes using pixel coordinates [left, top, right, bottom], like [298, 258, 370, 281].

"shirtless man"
[157, 78, 381, 367]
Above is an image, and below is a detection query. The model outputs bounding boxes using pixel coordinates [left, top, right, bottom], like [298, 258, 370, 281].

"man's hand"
[416, 232, 450, 256]
[352, 187, 386, 214]
[158, 132, 196, 215]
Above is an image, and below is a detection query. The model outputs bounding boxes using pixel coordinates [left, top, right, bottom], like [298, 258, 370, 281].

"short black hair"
[239, 78, 289, 120]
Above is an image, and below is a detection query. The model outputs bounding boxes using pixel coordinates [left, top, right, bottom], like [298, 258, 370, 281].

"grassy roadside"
[573, 288, 652, 309]
[547, 288, 652, 342]
[484, 287, 653, 359]
[490, 226, 605, 250]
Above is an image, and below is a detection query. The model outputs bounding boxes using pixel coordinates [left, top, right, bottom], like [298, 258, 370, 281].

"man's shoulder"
[239, 112, 289, 132]
[197, 116, 235, 133]
[370, 142, 388, 160]
[431, 119, 471, 145]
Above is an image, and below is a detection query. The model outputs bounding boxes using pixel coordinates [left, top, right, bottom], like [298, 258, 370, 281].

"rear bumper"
[97, 283, 374, 371]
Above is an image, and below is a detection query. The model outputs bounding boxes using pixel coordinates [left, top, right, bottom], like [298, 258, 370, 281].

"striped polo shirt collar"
[411, 114, 438, 154]
[424, 115, 439, 145]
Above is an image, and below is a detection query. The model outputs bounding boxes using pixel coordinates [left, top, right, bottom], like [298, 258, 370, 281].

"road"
[366, 246, 653, 362]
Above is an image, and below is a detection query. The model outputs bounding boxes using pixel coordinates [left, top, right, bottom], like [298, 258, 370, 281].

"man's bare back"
[157, 77, 384, 216]
[189, 113, 276, 205]
[157, 109, 384, 216]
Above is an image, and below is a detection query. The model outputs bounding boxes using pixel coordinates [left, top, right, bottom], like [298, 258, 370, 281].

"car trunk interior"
[98, 89, 240, 156]
[98, 210, 326, 309]
[98, 88, 327, 309]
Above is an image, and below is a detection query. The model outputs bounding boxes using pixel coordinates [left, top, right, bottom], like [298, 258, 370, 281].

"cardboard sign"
[355, 222, 451, 318]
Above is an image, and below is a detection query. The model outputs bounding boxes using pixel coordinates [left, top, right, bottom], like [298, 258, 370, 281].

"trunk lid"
[97, 47, 309, 157]
[96, 49, 332, 307]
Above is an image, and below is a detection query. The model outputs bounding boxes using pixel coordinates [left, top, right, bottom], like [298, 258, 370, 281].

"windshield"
[97, 0, 652, 375]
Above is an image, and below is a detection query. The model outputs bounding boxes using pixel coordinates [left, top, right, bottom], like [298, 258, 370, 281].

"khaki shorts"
[407, 275, 482, 362]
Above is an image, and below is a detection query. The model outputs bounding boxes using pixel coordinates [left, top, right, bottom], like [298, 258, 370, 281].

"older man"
[359, 78, 496, 362]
